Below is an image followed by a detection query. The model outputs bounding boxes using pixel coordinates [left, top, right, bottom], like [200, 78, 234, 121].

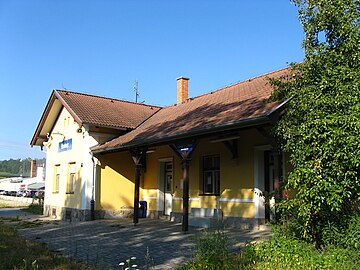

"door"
[264, 150, 281, 221]
[164, 161, 173, 216]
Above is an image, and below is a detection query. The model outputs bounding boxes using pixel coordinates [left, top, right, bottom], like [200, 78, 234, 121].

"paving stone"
[1, 209, 272, 269]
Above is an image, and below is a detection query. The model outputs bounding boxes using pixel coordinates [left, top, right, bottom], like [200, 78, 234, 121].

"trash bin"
[139, 201, 147, 218]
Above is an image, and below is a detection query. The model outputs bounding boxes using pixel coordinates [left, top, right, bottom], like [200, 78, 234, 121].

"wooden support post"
[133, 163, 142, 225]
[182, 158, 190, 232]
[170, 140, 197, 232]
[131, 149, 146, 225]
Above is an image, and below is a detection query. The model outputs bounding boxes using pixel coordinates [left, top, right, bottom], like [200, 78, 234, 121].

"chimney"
[177, 77, 189, 104]
[30, 160, 37, 178]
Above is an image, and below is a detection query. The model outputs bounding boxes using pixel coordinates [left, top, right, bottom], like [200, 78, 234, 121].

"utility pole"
[134, 80, 139, 103]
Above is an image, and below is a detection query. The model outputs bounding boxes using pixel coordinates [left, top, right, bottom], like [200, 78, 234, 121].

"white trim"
[173, 197, 200, 201]
[158, 157, 173, 162]
[143, 196, 157, 200]
[218, 198, 254, 203]
[157, 157, 173, 213]
[254, 144, 272, 219]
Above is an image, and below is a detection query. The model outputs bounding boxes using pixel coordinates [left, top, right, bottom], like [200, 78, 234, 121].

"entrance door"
[164, 161, 173, 216]
[264, 151, 281, 221]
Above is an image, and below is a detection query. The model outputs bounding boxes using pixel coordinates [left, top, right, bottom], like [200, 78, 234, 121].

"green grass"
[21, 204, 43, 215]
[0, 202, 27, 209]
[179, 225, 360, 270]
[0, 222, 96, 270]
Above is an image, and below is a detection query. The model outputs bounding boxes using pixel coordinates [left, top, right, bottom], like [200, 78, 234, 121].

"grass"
[21, 204, 43, 215]
[0, 222, 96, 270]
[0, 201, 26, 209]
[179, 224, 360, 270]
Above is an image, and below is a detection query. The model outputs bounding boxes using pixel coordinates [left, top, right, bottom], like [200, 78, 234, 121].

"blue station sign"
[58, 139, 72, 152]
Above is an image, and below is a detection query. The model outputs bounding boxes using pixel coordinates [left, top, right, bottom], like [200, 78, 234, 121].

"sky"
[0, 0, 304, 161]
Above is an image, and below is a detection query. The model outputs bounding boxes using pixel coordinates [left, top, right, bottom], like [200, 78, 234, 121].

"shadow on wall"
[97, 152, 138, 212]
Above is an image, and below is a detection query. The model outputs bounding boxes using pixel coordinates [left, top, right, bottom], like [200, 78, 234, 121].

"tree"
[271, 0, 360, 248]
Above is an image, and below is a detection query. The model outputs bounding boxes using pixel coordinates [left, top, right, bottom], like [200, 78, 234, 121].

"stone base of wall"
[43, 204, 101, 222]
[170, 212, 182, 223]
[171, 211, 266, 230]
[101, 206, 134, 219]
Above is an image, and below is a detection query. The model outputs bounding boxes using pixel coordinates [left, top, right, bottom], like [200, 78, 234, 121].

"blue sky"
[0, 0, 304, 161]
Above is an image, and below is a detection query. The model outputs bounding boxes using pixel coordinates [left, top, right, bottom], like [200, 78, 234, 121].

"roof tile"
[93, 67, 290, 152]
[56, 90, 160, 129]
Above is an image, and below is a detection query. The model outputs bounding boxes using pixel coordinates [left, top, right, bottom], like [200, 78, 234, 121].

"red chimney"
[30, 160, 37, 178]
[177, 77, 189, 104]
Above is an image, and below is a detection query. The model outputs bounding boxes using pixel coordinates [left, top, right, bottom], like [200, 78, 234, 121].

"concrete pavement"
[0, 209, 272, 269]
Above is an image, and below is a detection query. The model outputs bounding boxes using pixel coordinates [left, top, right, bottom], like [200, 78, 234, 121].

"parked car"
[9, 191, 17, 196]
[16, 190, 26, 197]
[0, 190, 6, 195]
[25, 190, 37, 197]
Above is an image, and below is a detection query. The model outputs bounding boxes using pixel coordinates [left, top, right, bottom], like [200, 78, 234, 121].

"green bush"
[250, 224, 360, 270]
[321, 211, 360, 250]
[21, 204, 43, 215]
[179, 228, 235, 270]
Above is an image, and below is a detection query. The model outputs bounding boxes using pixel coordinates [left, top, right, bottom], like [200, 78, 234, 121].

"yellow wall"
[44, 108, 85, 209]
[97, 152, 135, 210]
[97, 128, 270, 218]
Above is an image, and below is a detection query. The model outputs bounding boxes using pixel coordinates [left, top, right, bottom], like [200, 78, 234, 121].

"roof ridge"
[55, 89, 162, 108]
[184, 66, 290, 102]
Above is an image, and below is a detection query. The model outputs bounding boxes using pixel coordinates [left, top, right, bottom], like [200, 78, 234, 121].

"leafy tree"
[271, 0, 360, 248]
[0, 158, 45, 177]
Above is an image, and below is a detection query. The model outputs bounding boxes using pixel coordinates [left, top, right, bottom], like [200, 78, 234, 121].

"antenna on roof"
[61, 82, 67, 90]
[134, 80, 139, 103]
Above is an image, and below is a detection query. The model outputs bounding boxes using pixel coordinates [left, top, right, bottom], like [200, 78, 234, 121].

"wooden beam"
[182, 158, 190, 232]
[256, 126, 278, 149]
[222, 139, 238, 159]
[130, 148, 146, 225]
[170, 140, 197, 232]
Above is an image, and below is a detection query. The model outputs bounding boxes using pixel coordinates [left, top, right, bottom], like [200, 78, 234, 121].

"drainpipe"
[91, 155, 96, 221]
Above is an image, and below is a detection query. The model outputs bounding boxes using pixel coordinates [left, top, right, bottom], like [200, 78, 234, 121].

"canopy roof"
[93, 67, 290, 154]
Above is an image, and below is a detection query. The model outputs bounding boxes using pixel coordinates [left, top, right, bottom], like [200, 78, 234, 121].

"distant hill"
[0, 158, 45, 178]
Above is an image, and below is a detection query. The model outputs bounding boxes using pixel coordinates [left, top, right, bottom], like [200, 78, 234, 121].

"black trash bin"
[139, 201, 147, 218]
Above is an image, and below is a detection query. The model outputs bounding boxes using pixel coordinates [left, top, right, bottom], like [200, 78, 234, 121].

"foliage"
[0, 222, 95, 270]
[0, 158, 45, 177]
[178, 228, 234, 270]
[178, 224, 360, 270]
[22, 204, 44, 215]
[248, 226, 360, 270]
[270, 0, 360, 248]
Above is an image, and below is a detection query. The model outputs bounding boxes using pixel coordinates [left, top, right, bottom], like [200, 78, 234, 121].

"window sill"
[199, 193, 220, 196]
[52, 192, 59, 194]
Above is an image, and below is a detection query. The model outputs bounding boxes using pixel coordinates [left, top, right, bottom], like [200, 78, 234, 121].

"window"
[164, 162, 173, 193]
[202, 155, 220, 195]
[53, 165, 60, 193]
[67, 163, 76, 194]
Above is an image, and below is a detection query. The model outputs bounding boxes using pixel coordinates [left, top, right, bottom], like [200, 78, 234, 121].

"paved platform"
[0, 209, 272, 269]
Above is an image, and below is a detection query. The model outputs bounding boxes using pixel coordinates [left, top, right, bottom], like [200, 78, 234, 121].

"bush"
[321, 211, 360, 250]
[21, 204, 43, 215]
[179, 228, 234, 270]
[250, 224, 360, 270]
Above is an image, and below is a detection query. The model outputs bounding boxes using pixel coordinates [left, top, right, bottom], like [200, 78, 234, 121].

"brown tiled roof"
[92, 67, 290, 153]
[30, 90, 161, 146]
[56, 90, 161, 130]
